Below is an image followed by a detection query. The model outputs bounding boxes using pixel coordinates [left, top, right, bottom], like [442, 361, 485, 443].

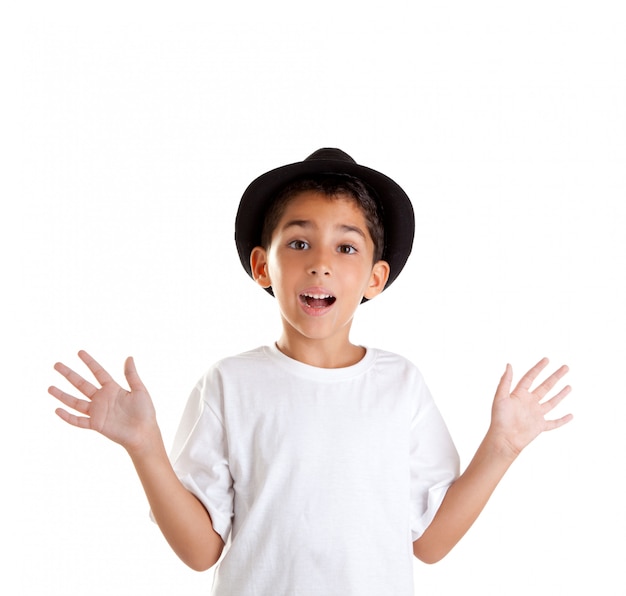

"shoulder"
[366, 348, 435, 411]
[201, 346, 271, 375]
[368, 347, 425, 381]
[194, 346, 277, 391]
[185, 347, 272, 415]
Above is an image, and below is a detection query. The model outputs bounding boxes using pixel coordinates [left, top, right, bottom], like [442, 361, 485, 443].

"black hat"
[235, 148, 415, 294]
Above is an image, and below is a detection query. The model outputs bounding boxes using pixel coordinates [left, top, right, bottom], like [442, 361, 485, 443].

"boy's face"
[250, 191, 390, 356]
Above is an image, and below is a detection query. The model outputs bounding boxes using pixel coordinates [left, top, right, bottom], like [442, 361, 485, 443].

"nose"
[309, 266, 331, 276]
[308, 248, 332, 276]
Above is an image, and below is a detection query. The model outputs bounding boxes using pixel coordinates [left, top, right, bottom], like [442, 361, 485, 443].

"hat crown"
[305, 148, 356, 164]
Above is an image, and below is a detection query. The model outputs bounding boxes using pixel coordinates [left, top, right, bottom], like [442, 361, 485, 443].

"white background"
[3, 1, 625, 594]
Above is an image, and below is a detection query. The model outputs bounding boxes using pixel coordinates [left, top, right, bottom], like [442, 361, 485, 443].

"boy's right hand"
[49, 350, 160, 456]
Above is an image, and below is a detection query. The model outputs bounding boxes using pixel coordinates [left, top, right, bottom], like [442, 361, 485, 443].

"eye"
[287, 240, 309, 250]
[338, 244, 357, 255]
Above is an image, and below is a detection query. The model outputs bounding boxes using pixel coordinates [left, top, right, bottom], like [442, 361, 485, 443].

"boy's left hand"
[488, 358, 572, 459]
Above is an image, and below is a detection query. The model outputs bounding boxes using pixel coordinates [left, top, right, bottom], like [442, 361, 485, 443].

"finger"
[543, 412, 574, 431]
[494, 363, 513, 400]
[533, 365, 569, 400]
[55, 407, 92, 430]
[48, 385, 91, 415]
[540, 385, 572, 414]
[124, 356, 147, 393]
[78, 350, 114, 386]
[53, 362, 98, 398]
[515, 357, 550, 392]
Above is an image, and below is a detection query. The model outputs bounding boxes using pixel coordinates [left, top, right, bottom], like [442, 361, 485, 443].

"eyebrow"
[281, 219, 367, 239]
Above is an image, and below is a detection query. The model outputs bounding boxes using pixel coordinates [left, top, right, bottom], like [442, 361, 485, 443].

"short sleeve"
[169, 369, 234, 543]
[409, 379, 460, 541]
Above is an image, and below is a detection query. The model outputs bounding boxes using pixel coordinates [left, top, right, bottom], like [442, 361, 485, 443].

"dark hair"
[260, 174, 385, 263]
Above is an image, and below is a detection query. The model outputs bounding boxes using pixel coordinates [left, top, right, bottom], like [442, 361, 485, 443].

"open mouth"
[299, 292, 336, 309]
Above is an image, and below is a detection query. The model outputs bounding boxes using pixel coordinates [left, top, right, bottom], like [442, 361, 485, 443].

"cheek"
[347, 262, 375, 284]
[265, 259, 292, 292]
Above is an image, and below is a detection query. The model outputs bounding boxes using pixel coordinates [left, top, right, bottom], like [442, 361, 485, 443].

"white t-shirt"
[171, 345, 459, 595]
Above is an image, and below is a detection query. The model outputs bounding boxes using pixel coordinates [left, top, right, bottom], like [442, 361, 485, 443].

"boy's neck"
[275, 336, 366, 369]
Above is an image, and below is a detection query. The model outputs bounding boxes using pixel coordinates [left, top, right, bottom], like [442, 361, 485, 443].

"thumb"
[494, 363, 513, 400]
[124, 356, 147, 393]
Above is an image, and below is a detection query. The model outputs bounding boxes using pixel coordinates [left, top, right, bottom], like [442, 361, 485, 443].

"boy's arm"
[413, 358, 572, 564]
[128, 432, 225, 571]
[49, 351, 224, 571]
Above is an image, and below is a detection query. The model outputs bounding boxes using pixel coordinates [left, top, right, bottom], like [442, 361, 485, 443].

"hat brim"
[235, 150, 415, 297]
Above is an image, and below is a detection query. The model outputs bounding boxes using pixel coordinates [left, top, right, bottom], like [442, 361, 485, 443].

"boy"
[50, 148, 572, 595]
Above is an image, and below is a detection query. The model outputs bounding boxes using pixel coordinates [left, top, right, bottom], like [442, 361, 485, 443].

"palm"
[490, 358, 572, 457]
[49, 350, 157, 452]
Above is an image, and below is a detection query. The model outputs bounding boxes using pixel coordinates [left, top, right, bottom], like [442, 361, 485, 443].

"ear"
[364, 260, 390, 300]
[250, 246, 272, 289]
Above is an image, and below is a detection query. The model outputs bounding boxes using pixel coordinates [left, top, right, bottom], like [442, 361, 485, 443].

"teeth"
[302, 293, 333, 299]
